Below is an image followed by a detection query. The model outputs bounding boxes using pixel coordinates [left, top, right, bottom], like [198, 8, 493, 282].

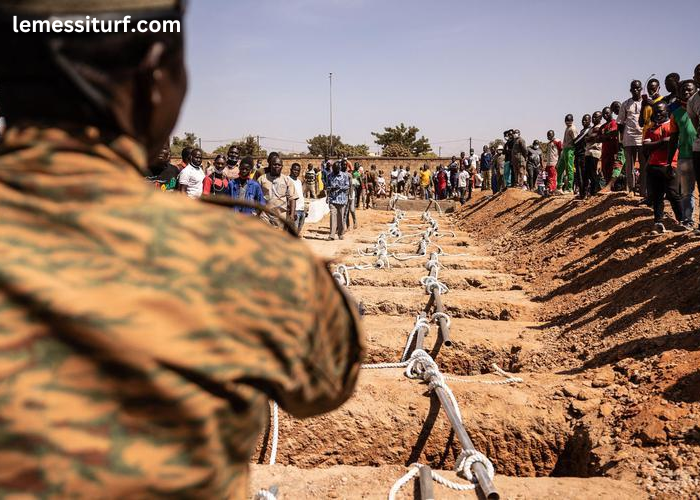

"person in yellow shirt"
[419, 164, 433, 199]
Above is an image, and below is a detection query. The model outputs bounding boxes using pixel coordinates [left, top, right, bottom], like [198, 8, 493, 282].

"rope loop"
[455, 449, 495, 483]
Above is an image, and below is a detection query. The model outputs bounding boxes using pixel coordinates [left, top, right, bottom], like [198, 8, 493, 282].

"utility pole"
[438, 146, 442, 157]
[198, 138, 202, 149]
[329, 72, 334, 158]
[256, 135, 260, 155]
[469, 137, 472, 152]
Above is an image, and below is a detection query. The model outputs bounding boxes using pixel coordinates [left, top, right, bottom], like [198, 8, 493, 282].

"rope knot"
[455, 449, 495, 483]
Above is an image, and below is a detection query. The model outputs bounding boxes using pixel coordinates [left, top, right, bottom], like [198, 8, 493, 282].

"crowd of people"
[147, 64, 700, 238]
[483, 65, 700, 236]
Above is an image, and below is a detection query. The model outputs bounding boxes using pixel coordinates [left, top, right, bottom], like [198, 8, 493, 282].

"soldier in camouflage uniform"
[0, 1, 364, 498]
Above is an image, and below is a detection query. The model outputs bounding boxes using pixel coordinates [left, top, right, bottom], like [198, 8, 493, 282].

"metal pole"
[329, 72, 334, 158]
[432, 291, 452, 347]
[433, 387, 500, 500]
[419, 465, 435, 500]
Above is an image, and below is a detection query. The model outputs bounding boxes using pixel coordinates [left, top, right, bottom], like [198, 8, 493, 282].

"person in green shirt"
[669, 80, 698, 230]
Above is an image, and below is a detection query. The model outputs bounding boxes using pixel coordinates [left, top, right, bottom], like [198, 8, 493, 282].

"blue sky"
[173, 0, 700, 156]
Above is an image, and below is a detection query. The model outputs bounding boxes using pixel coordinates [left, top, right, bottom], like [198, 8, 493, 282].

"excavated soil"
[249, 465, 643, 499]
[453, 189, 700, 497]
[250, 202, 656, 499]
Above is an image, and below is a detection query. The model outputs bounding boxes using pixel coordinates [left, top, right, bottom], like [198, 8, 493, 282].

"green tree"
[171, 132, 200, 157]
[337, 143, 370, 157]
[371, 123, 432, 156]
[381, 143, 412, 157]
[307, 135, 369, 157]
[213, 136, 267, 158]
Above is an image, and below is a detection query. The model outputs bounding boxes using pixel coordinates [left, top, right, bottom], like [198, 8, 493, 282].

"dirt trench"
[251, 205, 645, 499]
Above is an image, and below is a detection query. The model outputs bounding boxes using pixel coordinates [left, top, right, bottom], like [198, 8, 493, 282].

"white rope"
[388, 460, 495, 500]
[421, 276, 449, 295]
[269, 401, 279, 465]
[254, 489, 277, 500]
[400, 315, 432, 361]
[361, 360, 410, 369]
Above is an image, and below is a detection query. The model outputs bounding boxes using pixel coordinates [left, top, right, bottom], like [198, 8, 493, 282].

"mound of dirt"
[453, 189, 700, 497]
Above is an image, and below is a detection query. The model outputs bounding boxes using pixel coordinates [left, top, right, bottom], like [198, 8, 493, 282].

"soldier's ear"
[140, 42, 167, 106]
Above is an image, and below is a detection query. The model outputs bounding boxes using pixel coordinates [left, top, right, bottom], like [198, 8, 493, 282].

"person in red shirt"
[202, 154, 231, 197]
[643, 102, 682, 234]
[599, 106, 620, 183]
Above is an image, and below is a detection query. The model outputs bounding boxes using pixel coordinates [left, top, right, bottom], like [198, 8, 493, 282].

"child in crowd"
[376, 171, 387, 198]
[536, 168, 548, 196]
[644, 102, 683, 234]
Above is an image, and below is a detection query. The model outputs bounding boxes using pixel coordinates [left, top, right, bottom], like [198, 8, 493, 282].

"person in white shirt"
[390, 166, 399, 196]
[617, 80, 644, 194]
[397, 166, 407, 195]
[178, 148, 205, 199]
[457, 165, 470, 204]
[289, 163, 306, 235]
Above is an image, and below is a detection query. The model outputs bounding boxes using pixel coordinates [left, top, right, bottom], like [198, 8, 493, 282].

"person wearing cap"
[492, 145, 506, 192]
[526, 140, 542, 191]
[0, 2, 363, 498]
[556, 114, 577, 193]
[511, 130, 528, 189]
[480, 145, 493, 191]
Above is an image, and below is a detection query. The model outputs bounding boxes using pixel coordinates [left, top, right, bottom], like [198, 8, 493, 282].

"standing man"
[304, 163, 318, 199]
[581, 111, 604, 199]
[458, 164, 469, 204]
[511, 130, 528, 189]
[503, 130, 515, 187]
[599, 107, 620, 184]
[526, 140, 542, 191]
[178, 147, 206, 199]
[327, 161, 350, 240]
[420, 164, 433, 199]
[644, 102, 683, 234]
[573, 114, 592, 194]
[688, 68, 700, 236]
[0, 1, 362, 498]
[492, 145, 507, 192]
[229, 156, 266, 215]
[467, 148, 479, 198]
[664, 73, 681, 109]
[148, 143, 181, 191]
[390, 166, 399, 197]
[289, 163, 307, 235]
[544, 130, 562, 195]
[556, 115, 577, 193]
[365, 165, 378, 209]
[449, 156, 460, 199]
[259, 152, 298, 228]
[397, 165, 407, 196]
[223, 145, 240, 180]
[618, 80, 645, 194]
[669, 80, 698, 230]
[480, 145, 493, 191]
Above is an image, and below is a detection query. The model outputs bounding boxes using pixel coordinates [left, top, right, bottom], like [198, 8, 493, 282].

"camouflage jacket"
[0, 126, 364, 499]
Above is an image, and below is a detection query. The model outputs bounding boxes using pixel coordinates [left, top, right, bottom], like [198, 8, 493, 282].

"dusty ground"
[248, 193, 697, 498]
[454, 189, 700, 497]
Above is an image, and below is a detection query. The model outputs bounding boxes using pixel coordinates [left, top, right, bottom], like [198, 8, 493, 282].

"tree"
[171, 132, 200, 157]
[213, 136, 267, 158]
[371, 123, 432, 157]
[337, 143, 370, 157]
[381, 143, 411, 157]
[307, 134, 369, 157]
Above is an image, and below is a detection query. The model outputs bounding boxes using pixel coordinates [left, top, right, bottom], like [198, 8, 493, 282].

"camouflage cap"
[0, 0, 183, 15]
